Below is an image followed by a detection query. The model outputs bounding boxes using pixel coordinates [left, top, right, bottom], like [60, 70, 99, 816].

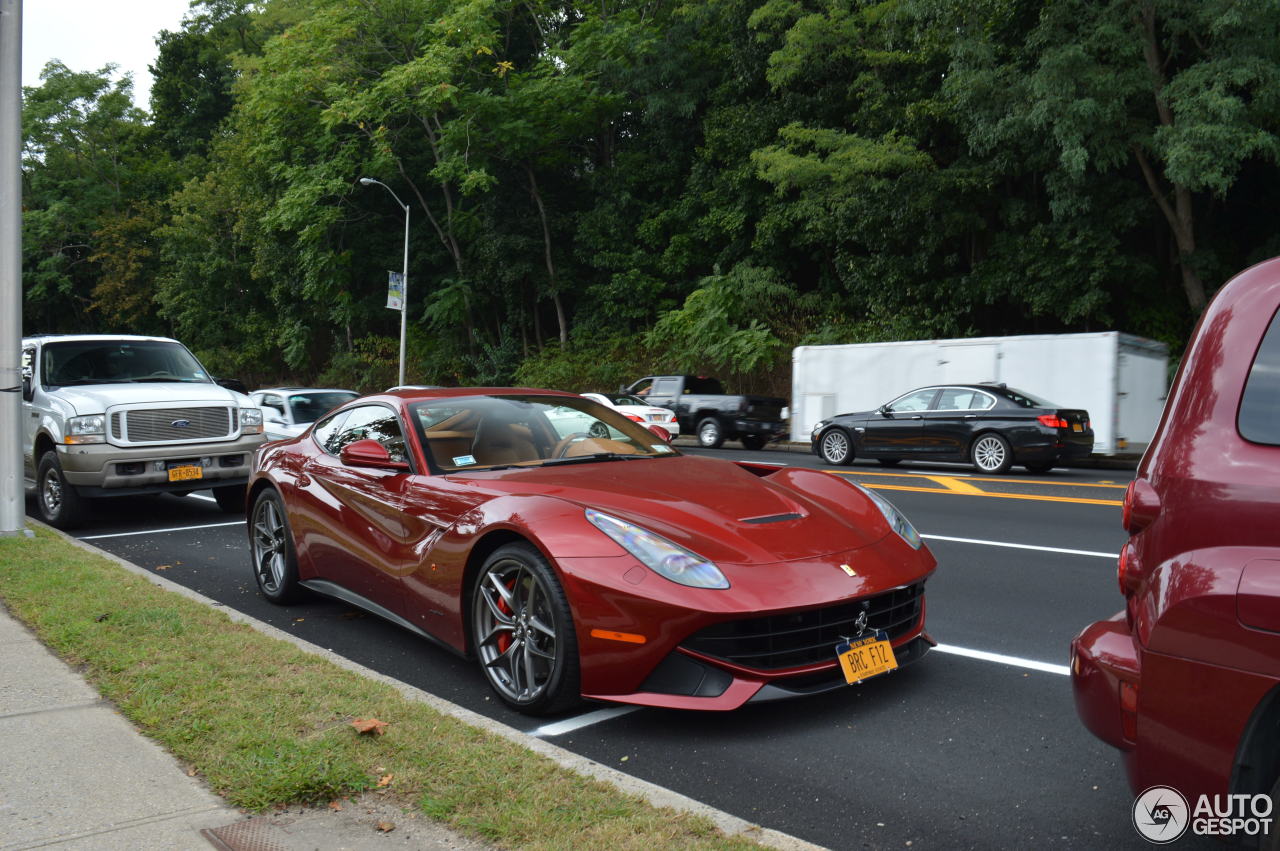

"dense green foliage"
[21, 0, 1280, 391]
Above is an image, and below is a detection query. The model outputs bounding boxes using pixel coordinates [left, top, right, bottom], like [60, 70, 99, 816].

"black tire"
[696, 416, 725, 449]
[971, 432, 1013, 474]
[1024, 462, 1055, 474]
[818, 428, 854, 465]
[472, 542, 581, 715]
[249, 489, 302, 604]
[877, 458, 902, 467]
[36, 451, 87, 530]
[740, 435, 767, 451]
[213, 485, 246, 513]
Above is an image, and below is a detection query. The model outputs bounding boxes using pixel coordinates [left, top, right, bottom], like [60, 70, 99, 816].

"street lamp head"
[359, 177, 377, 186]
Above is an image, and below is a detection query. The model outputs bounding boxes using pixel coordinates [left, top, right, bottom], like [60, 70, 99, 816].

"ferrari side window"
[329, 405, 408, 462]
[312, 410, 349, 452]
[1239, 305, 1280, 445]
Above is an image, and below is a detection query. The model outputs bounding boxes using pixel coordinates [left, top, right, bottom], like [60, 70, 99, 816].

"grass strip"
[0, 527, 761, 850]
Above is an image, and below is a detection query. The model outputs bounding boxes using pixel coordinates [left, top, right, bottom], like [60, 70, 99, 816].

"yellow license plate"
[1072, 423, 1083, 432]
[168, 465, 203, 482]
[836, 633, 898, 684]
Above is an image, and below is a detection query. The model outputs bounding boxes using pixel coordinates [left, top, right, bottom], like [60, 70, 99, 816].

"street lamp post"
[359, 177, 410, 388]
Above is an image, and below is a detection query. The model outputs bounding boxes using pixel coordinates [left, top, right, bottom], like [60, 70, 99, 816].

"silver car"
[251, 388, 359, 441]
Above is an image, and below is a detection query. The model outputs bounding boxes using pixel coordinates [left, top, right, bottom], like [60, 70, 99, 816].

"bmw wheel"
[249, 489, 302, 603]
[819, 428, 853, 465]
[971, 433, 1013, 474]
[472, 542, 580, 715]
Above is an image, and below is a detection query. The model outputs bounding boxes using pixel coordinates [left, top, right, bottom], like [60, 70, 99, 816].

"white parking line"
[921, 533, 1116, 559]
[80, 521, 244, 541]
[188, 493, 215, 503]
[531, 705, 639, 737]
[933, 643, 1071, 676]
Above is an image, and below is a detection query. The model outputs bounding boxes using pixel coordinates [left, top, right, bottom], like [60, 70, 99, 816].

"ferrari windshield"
[408, 394, 678, 472]
[41, 340, 213, 387]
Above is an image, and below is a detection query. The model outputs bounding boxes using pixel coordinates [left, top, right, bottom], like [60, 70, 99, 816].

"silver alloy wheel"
[821, 429, 849, 463]
[699, 420, 720, 444]
[973, 435, 1007, 472]
[41, 470, 63, 516]
[475, 559, 559, 705]
[251, 498, 288, 594]
[588, 421, 609, 438]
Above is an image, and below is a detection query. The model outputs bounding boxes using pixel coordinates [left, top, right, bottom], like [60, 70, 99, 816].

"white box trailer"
[791, 331, 1168, 455]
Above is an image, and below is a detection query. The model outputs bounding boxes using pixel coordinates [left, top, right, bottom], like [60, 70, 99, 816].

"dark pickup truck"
[624, 375, 787, 449]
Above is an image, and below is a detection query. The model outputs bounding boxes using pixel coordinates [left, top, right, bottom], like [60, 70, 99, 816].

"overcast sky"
[21, 0, 193, 108]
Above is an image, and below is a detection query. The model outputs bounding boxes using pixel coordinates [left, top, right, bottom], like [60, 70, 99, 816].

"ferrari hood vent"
[739, 512, 804, 525]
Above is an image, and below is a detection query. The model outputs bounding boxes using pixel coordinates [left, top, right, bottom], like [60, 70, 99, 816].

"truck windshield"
[41, 340, 213, 387]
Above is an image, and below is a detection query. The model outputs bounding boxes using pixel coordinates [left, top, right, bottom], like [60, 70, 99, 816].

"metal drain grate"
[201, 817, 290, 851]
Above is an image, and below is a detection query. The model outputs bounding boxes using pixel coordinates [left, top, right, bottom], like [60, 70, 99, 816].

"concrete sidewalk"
[0, 604, 489, 851]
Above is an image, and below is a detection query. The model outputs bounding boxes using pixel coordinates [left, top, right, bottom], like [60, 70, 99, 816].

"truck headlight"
[239, 408, 263, 435]
[585, 509, 729, 589]
[65, 414, 106, 444]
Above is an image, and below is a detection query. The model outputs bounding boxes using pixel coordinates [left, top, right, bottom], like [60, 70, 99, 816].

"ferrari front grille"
[681, 583, 924, 671]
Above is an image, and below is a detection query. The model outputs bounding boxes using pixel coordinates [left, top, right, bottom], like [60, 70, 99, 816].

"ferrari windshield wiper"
[539, 453, 655, 467]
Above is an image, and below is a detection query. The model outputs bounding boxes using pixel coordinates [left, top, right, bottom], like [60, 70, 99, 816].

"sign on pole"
[386, 271, 404, 310]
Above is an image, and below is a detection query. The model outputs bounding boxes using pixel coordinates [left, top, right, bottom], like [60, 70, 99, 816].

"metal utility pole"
[0, 0, 27, 538]
[359, 177, 410, 387]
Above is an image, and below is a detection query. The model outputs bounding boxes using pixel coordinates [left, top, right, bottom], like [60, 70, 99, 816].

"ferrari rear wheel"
[472, 543, 580, 715]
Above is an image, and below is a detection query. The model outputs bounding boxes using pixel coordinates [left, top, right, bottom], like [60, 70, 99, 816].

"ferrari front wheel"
[472, 543, 581, 715]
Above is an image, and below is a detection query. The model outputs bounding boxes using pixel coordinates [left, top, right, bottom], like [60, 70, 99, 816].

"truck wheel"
[212, 485, 246, 513]
[740, 435, 767, 451]
[696, 417, 725, 449]
[971, 433, 1013, 474]
[818, 428, 854, 465]
[37, 451, 87, 530]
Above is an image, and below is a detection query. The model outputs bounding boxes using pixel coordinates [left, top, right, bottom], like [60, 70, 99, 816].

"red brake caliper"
[495, 578, 515, 654]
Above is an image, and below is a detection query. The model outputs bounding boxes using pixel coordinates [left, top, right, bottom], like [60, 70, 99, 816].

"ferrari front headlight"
[854, 484, 923, 550]
[585, 509, 729, 589]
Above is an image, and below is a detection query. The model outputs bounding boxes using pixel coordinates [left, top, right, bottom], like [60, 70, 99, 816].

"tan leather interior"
[470, 417, 539, 466]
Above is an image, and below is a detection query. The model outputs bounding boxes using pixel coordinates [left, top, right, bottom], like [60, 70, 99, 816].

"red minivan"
[1072, 258, 1280, 818]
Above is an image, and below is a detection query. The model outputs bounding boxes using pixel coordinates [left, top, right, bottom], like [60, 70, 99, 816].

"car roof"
[23, 333, 181, 344]
[378, 386, 579, 403]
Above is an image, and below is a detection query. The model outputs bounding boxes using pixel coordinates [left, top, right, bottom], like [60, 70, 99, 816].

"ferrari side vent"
[739, 513, 803, 524]
[681, 583, 924, 671]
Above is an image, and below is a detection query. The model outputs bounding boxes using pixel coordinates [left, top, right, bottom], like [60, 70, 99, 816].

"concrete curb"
[38, 520, 825, 851]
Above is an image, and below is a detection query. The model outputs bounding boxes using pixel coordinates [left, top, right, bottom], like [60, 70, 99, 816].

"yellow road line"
[821, 468, 1127, 489]
[924, 475, 985, 495]
[864, 482, 1122, 507]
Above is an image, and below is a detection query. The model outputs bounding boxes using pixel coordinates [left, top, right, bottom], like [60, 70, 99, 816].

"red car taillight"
[625, 414, 644, 423]
[1120, 680, 1139, 742]
[1037, 414, 1069, 428]
[1117, 541, 1142, 595]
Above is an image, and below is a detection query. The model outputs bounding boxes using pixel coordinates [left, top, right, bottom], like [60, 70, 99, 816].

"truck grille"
[110, 407, 234, 443]
[680, 583, 924, 671]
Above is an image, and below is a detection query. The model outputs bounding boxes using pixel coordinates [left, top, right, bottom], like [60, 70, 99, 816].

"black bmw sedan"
[810, 383, 1093, 474]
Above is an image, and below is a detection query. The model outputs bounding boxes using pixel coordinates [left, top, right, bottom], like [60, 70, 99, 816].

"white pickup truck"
[20, 334, 266, 529]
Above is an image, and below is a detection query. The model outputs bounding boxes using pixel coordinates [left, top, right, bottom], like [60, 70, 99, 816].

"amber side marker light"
[590, 629, 647, 644]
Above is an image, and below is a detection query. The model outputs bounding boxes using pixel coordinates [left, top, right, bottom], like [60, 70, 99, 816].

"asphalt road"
[27, 447, 1212, 850]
